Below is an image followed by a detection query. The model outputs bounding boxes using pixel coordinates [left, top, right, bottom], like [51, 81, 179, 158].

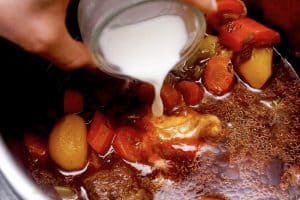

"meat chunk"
[84, 160, 151, 200]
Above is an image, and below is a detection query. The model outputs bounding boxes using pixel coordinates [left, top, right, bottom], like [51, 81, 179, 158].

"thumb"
[39, 28, 97, 71]
[185, 0, 217, 13]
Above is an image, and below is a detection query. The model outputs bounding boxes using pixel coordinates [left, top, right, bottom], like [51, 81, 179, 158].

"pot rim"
[0, 135, 48, 200]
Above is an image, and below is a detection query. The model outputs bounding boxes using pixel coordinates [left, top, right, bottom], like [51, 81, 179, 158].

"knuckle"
[27, 27, 59, 53]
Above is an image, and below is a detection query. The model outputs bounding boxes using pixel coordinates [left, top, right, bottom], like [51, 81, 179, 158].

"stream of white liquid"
[99, 15, 188, 116]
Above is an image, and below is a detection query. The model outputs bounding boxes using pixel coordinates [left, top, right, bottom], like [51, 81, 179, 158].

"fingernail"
[211, 0, 218, 11]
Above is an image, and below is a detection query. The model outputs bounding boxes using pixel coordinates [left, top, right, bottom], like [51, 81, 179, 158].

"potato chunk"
[49, 114, 88, 171]
[237, 48, 273, 88]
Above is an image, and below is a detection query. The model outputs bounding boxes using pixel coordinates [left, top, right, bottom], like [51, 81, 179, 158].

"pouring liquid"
[99, 15, 188, 116]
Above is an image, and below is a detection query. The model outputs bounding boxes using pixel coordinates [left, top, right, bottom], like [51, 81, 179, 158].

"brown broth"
[153, 59, 300, 200]
[3, 55, 300, 200]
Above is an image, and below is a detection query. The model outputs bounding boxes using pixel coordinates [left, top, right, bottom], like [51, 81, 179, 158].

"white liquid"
[99, 15, 188, 116]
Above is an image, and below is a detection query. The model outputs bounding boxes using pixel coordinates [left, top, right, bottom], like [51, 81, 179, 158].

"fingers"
[0, 0, 97, 71]
[38, 28, 97, 71]
[185, 0, 217, 13]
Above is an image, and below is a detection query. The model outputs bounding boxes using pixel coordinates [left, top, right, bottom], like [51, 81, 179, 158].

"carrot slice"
[207, 0, 247, 30]
[219, 18, 280, 52]
[113, 127, 146, 162]
[24, 133, 47, 159]
[160, 84, 182, 111]
[87, 112, 114, 155]
[175, 81, 204, 106]
[203, 56, 235, 96]
[137, 83, 155, 105]
[64, 89, 84, 114]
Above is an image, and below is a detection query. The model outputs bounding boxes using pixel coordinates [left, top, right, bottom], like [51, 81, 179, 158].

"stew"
[2, 0, 300, 199]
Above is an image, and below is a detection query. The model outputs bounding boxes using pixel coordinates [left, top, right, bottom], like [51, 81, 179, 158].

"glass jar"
[78, 0, 206, 76]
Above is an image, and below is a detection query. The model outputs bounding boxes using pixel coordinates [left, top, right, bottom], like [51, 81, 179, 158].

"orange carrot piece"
[113, 127, 145, 162]
[137, 83, 155, 105]
[203, 56, 235, 95]
[207, 0, 247, 30]
[87, 112, 114, 155]
[64, 89, 84, 114]
[219, 18, 280, 51]
[176, 81, 204, 106]
[160, 84, 182, 111]
[24, 133, 47, 158]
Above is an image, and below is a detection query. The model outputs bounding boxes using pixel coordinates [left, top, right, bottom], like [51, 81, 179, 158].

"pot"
[0, 1, 299, 199]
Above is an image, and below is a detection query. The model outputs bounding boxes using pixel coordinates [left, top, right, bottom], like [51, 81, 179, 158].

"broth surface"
[154, 61, 300, 199]
[3, 55, 299, 200]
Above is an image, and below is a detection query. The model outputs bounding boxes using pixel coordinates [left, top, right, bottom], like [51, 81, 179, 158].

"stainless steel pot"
[0, 137, 47, 200]
[0, 0, 299, 199]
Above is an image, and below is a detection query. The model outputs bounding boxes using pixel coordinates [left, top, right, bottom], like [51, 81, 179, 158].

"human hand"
[0, 0, 96, 71]
[185, 0, 217, 13]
